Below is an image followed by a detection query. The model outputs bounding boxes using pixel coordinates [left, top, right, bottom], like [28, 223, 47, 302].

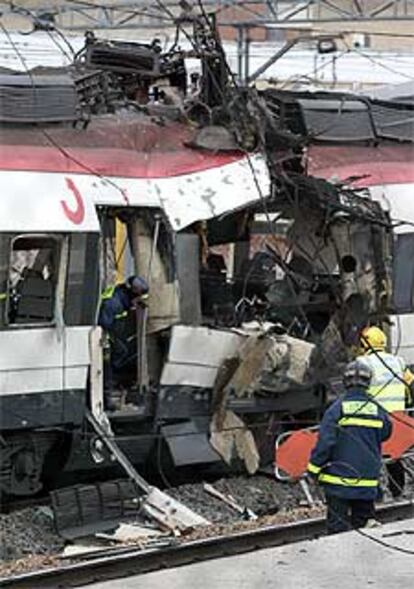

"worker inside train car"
[307, 360, 392, 534]
[98, 275, 149, 408]
[357, 326, 414, 498]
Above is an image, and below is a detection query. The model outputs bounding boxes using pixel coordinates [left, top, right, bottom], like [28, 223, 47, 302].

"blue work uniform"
[98, 284, 137, 376]
[307, 388, 392, 532]
[308, 388, 392, 499]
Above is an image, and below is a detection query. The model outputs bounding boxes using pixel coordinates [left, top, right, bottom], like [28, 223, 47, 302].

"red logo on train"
[61, 178, 85, 225]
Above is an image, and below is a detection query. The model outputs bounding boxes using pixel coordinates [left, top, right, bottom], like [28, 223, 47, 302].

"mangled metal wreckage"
[0, 29, 393, 495]
[161, 172, 392, 473]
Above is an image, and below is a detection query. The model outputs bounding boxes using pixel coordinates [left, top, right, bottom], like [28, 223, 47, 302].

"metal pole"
[248, 37, 305, 83]
[237, 26, 245, 84]
[244, 30, 250, 84]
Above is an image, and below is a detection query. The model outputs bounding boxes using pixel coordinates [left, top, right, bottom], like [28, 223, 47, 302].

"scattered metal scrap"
[203, 483, 257, 520]
[51, 411, 209, 540]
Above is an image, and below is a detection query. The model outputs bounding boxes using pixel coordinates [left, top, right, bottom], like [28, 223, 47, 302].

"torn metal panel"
[85, 409, 207, 532]
[166, 326, 243, 366]
[142, 488, 209, 532]
[130, 217, 179, 334]
[217, 324, 316, 399]
[96, 523, 163, 543]
[210, 410, 260, 475]
[0, 109, 270, 232]
[162, 420, 221, 466]
[160, 325, 243, 388]
[224, 336, 274, 399]
[287, 212, 338, 274]
[148, 152, 270, 231]
[263, 335, 316, 393]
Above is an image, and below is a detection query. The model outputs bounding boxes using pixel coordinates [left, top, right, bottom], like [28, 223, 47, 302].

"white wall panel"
[0, 368, 62, 396]
[0, 326, 91, 395]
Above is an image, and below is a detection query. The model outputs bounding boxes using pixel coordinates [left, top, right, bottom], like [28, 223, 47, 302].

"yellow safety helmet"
[360, 326, 387, 351]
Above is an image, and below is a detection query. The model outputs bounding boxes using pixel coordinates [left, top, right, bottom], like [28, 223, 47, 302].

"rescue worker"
[98, 276, 149, 406]
[307, 360, 392, 534]
[358, 326, 413, 497]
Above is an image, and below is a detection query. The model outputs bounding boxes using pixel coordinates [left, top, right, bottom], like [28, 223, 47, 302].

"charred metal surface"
[0, 73, 79, 123]
[262, 89, 414, 144]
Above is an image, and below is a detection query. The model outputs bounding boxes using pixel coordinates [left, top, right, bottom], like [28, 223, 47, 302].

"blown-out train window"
[6, 235, 61, 325]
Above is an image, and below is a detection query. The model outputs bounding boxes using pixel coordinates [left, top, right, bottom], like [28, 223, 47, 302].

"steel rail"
[0, 500, 412, 588]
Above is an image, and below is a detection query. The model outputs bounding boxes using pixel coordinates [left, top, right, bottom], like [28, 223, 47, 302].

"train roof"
[0, 115, 270, 232]
[308, 143, 414, 187]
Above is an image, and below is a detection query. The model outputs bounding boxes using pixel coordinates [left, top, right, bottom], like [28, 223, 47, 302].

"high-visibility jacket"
[358, 351, 407, 413]
[307, 388, 392, 500]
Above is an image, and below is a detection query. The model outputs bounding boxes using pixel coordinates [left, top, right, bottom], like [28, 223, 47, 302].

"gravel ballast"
[0, 507, 64, 562]
[0, 464, 412, 578]
[0, 476, 312, 568]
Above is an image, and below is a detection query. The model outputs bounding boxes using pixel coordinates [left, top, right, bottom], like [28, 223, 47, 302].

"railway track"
[0, 497, 50, 515]
[0, 500, 412, 589]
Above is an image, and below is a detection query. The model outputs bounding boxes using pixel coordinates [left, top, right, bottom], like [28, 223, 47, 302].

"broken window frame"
[64, 232, 101, 327]
[4, 233, 67, 329]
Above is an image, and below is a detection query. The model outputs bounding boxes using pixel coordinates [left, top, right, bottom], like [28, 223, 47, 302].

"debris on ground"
[96, 523, 164, 543]
[0, 507, 64, 562]
[0, 475, 306, 568]
[203, 483, 258, 520]
[167, 475, 307, 523]
[1, 463, 412, 578]
[179, 505, 327, 543]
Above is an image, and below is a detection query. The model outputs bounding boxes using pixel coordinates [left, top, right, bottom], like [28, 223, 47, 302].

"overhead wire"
[277, 48, 349, 89]
[343, 40, 414, 82]
[4, 1, 75, 60]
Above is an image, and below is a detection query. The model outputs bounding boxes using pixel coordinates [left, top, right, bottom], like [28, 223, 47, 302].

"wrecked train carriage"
[0, 113, 275, 494]
[261, 88, 413, 361]
[267, 173, 393, 361]
[309, 145, 414, 363]
[0, 112, 394, 492]
[0, 63, 395, 492]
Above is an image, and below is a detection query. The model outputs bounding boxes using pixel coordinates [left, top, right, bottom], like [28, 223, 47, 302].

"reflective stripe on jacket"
[307, 389, 392, 500]
[358, 352, 406, 413]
